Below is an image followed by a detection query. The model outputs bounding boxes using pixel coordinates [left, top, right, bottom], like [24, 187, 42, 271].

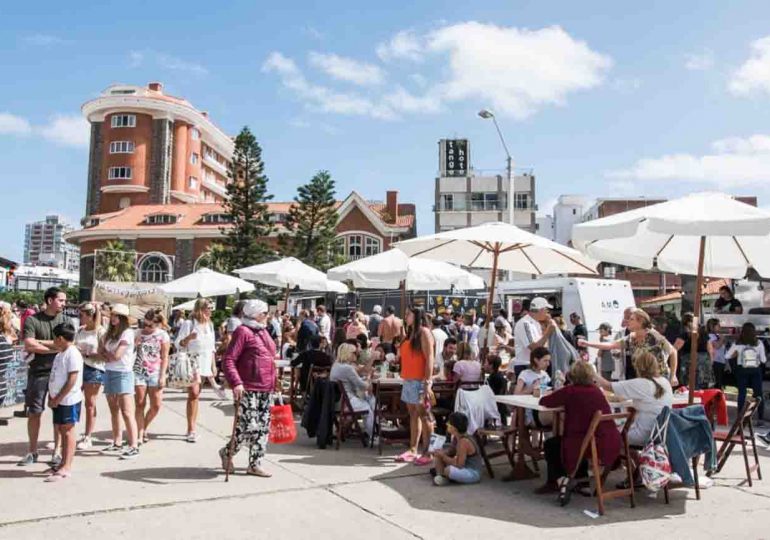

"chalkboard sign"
[0, 347, 27, 408]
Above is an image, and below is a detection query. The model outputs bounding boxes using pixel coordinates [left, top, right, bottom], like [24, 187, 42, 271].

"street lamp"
[478, 109, 514, 227]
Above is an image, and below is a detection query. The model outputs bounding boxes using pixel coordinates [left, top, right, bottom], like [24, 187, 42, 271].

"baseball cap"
[530, 297, 553, 311]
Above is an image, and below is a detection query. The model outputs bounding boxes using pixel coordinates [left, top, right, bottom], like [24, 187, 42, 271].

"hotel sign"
[443, 139, 469, 177]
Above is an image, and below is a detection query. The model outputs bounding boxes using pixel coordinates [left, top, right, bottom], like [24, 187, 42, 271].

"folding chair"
[431, 380, 458, 434]
[711, 397, 762, 487]
[305, 364, 331, 402]
[371, 382, 410, 455]
[334, 382, 370, 450]
[569, 410, 636, 516]
[474, 423, 517, 478]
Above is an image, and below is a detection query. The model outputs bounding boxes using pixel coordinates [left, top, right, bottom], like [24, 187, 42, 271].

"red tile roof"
[640, 279, 730, 307]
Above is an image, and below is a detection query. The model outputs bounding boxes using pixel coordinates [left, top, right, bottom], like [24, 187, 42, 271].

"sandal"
[395, 451, 416, 463]
[557, 477, 572, 507]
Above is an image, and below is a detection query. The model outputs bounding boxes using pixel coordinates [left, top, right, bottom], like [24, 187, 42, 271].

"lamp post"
[478, 109, 514, 226]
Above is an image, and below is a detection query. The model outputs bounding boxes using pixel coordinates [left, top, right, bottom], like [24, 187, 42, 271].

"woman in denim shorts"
[134, 309, 171, 444]
[74, 303, 106, 450]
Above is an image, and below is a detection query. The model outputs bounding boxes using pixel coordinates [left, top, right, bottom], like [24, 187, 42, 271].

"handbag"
[268, 393, 296, 444]
[639, 415, 671, 492]
[167, 350, 197, 389]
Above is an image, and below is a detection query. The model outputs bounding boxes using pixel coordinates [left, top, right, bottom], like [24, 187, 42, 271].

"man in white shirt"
[512, 297, 556, 378]
[431, 316, 449, 371]
[316, 305, 331, 341]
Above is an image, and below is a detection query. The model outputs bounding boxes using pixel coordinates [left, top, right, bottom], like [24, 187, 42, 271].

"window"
[118, 197, 131, 209]
[191, 128, 200, 140]
[108, 166, 132, 180]
[365, 236, 380, 257]
[514, 193, 529, 210]
[440, 193, 454, 211]
[573, 208, 577, 215]
[145, 214, 177, 225]
[109, 141, 135, 154]
[471, 192, 499, 211]
[138, 254, 171, 283]
[348, 235, 362, 259]
[188, 176, 198, 189]
[190, 153, 199, 165]
[201, 213, 232, 224]
[111, 114, 136, 128]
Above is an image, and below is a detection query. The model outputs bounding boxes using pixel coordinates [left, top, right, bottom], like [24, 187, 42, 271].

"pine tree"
[279, 170, 341, 271]
[220, 127, 275, 270]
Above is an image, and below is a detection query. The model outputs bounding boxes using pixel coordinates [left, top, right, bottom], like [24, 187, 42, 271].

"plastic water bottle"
[539, 376, 548, 396]
[553, 370, 565, 391]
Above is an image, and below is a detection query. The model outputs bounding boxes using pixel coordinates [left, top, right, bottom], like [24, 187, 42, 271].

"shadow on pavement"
[102, 466, 221, 485]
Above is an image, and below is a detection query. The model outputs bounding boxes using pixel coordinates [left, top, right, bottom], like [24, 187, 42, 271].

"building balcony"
[203, 154, 229, 176]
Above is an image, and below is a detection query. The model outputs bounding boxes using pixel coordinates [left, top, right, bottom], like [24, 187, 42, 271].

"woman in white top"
[595, 351, 673, 447]
[514, 346, 553, 427]
[99, 303, 139, 459]
[330, 343, 375, 437]
[175, 299, 224, 443]
[74, 303, 106, 450]
[725, 322, 767, 420]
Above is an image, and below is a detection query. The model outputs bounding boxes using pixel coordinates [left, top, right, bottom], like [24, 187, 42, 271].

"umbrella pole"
[688, 236, 706, 405]
[282, 285, 291, 351]
[482, 245, 500, 357]
[400, 280, 407, 319]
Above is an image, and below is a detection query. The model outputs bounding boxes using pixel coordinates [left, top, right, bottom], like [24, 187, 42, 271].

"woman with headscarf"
[219, 299, 277, 478]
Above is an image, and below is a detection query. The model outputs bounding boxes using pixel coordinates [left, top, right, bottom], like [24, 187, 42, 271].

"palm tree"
[196, 242, 230, 273]
[95, 240, 136, 282]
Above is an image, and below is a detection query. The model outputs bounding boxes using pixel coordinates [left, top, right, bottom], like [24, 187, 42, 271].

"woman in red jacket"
[219, 299, 277, 478]
[537, 361, 621, 504]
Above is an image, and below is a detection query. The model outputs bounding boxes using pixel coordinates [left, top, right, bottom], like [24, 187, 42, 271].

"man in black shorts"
[17, 287, 66, 467]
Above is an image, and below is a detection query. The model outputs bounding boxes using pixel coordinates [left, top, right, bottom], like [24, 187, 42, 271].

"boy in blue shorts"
[46, 323, 83, 482]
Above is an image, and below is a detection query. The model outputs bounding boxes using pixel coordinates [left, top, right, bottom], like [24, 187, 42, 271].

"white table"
[494, 394, 561, 413]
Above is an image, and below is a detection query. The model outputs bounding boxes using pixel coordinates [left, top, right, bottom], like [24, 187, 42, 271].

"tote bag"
[268, 394, 296, 444]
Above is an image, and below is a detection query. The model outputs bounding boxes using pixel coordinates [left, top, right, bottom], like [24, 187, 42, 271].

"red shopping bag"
[268, 394, 296, 445]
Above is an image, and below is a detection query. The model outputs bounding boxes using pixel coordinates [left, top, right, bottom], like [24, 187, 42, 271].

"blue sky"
[2, 0, 770, 262]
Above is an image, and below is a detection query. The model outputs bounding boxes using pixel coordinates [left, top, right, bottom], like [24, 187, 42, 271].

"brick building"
[67, 82, 416, 298]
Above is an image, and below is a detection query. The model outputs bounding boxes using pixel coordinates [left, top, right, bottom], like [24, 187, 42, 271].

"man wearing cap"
[220, 299, 277, 478]
[511, 297, 557, 379]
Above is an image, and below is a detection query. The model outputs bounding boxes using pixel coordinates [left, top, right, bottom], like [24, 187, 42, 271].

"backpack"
[739, 346, 760, 368]
[639, 414, 671, 492]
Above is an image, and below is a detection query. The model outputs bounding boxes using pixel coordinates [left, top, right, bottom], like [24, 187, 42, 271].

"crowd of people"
[2, 284, 765, 489]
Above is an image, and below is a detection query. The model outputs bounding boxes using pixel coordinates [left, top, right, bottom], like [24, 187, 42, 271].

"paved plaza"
[1, 390, 769, 540]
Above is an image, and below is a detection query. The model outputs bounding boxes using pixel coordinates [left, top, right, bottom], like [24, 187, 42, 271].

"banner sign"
[0, 347, 27, 408]
[444, 139, 469, 177]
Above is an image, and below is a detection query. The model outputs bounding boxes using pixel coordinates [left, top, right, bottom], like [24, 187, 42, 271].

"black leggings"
[544, 436, 587, 484]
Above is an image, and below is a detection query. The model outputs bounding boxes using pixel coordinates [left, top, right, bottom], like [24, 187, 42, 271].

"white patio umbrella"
[572, 192, 770, 402]
[235, 257, 349, 307]
[394, 222, 597, 343]
[171, 299, 198, 312]
[159, 268, 255, 298]
[327, 249, 486, 290]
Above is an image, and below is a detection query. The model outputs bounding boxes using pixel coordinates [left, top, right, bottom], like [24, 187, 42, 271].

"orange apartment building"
[68, 82, 415, 297]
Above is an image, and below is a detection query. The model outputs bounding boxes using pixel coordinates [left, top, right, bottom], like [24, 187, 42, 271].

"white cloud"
[606, 134, 770, 187]
[427, 23, 611, 119]
[39, 115, 90, 148]
[730, 36, 770, 95]
[0, 113, 33, 135]
[308, 52, 385, 86]
[684, 49, 714, 71]
[262, 52, 395, 119]
[376, 30, 425, 62]
[381, 86, 442, 114]
[128, 50, 208, 76]
[23, 34, 62, 46]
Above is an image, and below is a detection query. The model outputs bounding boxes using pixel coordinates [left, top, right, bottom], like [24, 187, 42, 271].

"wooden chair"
[710, 397, 762, 487]
[474, 422, 517, 478]
[305, 364, 331, 401]
[569, 410, 637, 516]
[334, 382, 370, 450]
[431, 380, 458, 432]
[371, 382, 410, 455]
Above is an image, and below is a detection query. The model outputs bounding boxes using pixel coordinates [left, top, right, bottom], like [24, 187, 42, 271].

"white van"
[496, 277, 636, 363]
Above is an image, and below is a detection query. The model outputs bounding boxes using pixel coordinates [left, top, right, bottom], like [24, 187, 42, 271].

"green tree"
[220, 127, 275, 269]
[196, 242, 230, 273]
[94, 240, 136, 282]
[279, 170, 341, 271]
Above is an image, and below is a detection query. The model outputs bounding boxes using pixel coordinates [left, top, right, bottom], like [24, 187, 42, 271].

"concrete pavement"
[1, 388, 769, 539]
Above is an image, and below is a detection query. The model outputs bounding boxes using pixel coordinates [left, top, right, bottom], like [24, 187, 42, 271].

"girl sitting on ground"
[431, 411, 484, 486]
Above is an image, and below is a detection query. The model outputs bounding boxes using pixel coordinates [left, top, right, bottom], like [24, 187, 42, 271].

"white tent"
[327, 249, 485, 290]
[395, 222, 597, 342]
[572, 192, 770, 401]
[159, 268, 255, 298]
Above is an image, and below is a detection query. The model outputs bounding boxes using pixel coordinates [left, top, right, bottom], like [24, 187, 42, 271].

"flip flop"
[45, 471, 71, 483]
[413, 455, 433, 466]
[395, 451, 416, 463]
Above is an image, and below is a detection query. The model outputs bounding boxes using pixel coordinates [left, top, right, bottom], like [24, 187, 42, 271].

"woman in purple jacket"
[219, 299, 277, 478]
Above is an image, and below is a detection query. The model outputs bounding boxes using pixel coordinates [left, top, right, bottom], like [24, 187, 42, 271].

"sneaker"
[214, 386, 227, 400]
[47, 454, 62, 468]
[16, 453, 38, 466]
[77, 436, 93, 450]
[433, 475, 449, 486]
[119, 447, 140, 460]
[219, 447, 234, 473]
[102, 443, 124, 454]
[186, 432, 198, 443]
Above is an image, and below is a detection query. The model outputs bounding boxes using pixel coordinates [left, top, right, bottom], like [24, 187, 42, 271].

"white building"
[536, 214, 555, 240]
[552, 195, 590, 246]
[434, 139, 536, 233]
[23, 215, 80, 273]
